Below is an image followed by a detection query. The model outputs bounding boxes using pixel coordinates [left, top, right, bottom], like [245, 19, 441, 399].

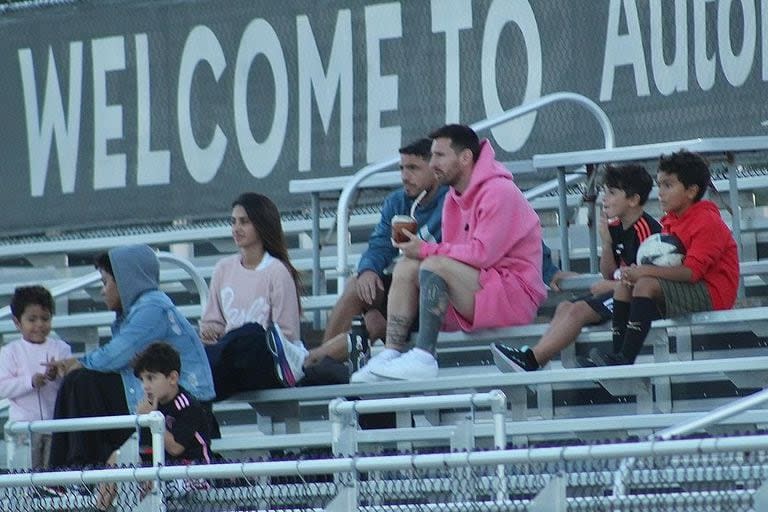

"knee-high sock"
[620, 297, 661, 363]
[611, 300, 630, 353]
[415, 269, 449, 355]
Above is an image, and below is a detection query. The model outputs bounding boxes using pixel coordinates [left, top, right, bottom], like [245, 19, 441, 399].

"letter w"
[18, 43, 83, 196]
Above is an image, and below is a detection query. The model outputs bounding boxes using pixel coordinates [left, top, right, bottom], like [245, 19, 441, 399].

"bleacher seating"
[3, 134, 768, 510]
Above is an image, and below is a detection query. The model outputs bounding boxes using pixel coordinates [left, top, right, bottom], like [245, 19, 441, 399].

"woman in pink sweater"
[200, 193, 307, 397]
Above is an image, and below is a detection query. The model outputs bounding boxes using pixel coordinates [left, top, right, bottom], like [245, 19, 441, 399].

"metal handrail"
[335, 91, 615, 292]
[0, 250, 209, 321]
[613, 377, 768, 496]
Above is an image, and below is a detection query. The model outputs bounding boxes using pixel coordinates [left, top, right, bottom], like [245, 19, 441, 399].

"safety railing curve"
[335, 91, 615, 292]
[0, 250, 209, 321]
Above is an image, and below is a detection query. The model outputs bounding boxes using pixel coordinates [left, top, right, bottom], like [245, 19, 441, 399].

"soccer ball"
[636, 233, 686, 267]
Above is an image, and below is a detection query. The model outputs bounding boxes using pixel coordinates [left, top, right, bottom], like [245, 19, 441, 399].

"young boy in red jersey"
[587, 150, 739, 366]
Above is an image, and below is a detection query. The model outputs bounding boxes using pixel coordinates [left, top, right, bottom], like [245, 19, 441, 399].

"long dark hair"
[232, 192, 302, 311]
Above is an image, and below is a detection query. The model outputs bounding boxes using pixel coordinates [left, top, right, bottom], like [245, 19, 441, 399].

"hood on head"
[456, 139, 513, 204]
[109, 244, 159, 311]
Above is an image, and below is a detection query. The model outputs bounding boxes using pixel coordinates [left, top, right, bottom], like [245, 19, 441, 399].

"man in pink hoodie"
[351, 124, 547, 382]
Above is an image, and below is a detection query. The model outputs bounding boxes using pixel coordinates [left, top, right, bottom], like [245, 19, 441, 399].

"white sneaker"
[370, 348, 438, 380]
[349, 348, 401, 383]
[267, 323, 309, 387]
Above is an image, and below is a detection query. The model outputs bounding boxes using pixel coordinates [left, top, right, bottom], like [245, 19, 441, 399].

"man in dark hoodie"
[48, 244, 215, 468]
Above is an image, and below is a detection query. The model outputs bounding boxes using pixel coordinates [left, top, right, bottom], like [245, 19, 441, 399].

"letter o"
[481, 0, 542, 152]
[233, 19, 289, 178]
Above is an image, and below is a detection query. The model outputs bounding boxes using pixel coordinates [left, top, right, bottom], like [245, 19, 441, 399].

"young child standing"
[133, 342, 212, 465]
[588, 150, 739, 366]
[492, 164, 661, 372]
[0, 286, 71, 468]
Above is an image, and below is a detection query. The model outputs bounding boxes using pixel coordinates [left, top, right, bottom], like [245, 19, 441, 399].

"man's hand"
[355, 271, 384, 305]
[136, 394, 157, 415]
[393, 229, 423, 259]
[31, 372, 47, 389]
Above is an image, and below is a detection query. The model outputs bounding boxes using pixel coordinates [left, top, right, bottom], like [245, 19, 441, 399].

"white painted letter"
[481, 0, 541, 152]
[600, 0, 650, 101]
[431, 0, 473, 124]
[718, 0, 756, 86]
[18, 43, 83, 196]
[177, 25, 227, 184]
[234, 19, 289, 178]
[693, 0, 717, 90]
[365, 2, 402, 163]
[136, 34, 170, 185]
[92, 36, 126, 190]
[297, 10, 353, 172]
[763, 0, 768, 80]
[650, 0, 688, 95]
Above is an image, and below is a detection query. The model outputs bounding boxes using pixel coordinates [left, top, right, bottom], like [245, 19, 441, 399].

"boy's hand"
[598, 209, 612, 245]
[31, 372, 47, 389]
[137, 395, 157, 414]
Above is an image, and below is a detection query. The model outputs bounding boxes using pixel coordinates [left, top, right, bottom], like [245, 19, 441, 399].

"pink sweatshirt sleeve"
[0, 345, 34, 401]
[420, 183, 537, 269]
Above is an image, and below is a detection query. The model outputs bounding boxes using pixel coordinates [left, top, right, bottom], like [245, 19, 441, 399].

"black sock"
[611, 300, 630, 353]
[620, 297, 661, 363]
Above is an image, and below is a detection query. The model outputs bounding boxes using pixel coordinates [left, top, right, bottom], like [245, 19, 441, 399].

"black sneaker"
[574, 355, 597, 368]
[588, 348, 630, 367]
[490, 343, 540, 372]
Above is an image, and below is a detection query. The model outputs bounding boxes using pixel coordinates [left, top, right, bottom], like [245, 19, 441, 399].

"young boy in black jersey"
[134, 342, 212, 464]
[491, 163, 661, 372]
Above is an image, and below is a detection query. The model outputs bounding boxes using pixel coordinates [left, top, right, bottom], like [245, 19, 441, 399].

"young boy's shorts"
[658, 279, 712, 317]
[582, 292, 614, 324]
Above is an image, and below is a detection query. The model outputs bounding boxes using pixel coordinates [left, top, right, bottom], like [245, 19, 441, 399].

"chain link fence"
[1, 434, 767, 511]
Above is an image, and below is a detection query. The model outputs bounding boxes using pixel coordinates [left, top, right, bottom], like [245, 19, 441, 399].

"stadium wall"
[0, 0, 766, 234]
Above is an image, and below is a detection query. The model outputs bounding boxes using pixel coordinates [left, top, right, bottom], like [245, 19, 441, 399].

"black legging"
[205, 322, 282, 400]
[49, 369, 132, 468]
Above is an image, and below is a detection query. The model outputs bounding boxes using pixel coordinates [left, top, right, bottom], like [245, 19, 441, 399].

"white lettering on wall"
[650, 0, 688, 95]
[763, 0, 768, 80]
[136, 34, 170, 185]
[718, 0, 756, 86]
[19, 43, 83, 196]
[365, 2, 401, 163]
[482, 0, 541, 152]
[177, 25, 227, 184]
[693, 0, 717, 91]
[431, 0, 472, 124]
[234, 18, 289, 178]
[92, 36, 126, 190]
[296, 10, 353, 172]
[600, 0, 650, 101]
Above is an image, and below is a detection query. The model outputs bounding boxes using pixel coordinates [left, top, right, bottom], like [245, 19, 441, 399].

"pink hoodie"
[419, 140, 546, 330]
